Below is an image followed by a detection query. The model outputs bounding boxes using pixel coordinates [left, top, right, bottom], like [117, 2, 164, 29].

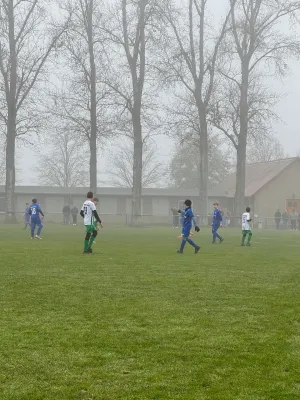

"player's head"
[26, 203, 29, 206]
[87, 191, 93, 199]
[93, 197, 99, 205]
[246, 207, 250, 212]
[32, 198, 37, 204]
[184, 199, 192, 208]
[213, 202, 219, 209]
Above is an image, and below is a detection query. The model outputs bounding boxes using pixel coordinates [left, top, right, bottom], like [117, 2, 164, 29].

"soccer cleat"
[241, 244, 245, 246]
[195, 246, 200, 254]
[246, 243, 252, 247]
[31, 237, 34, 240]
[219, 238, 224, 243]
[83, 251, 90, 254]
[87, 248, 93, 253]
[177, 250, 183, 254]
[35, 235, 42, 240]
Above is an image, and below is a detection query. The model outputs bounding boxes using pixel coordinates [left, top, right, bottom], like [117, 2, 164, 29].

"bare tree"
[156, 0, 233, 223]
[247, 133, 286, 164]
[106, 140, 165, 188]
[37, 131, 89, 187]
[102, 0, 159, 223]
[169, 134, 233, 189]
[223, 0, 300, 214]
[0, 0, 68, 221]
[55, 0, 110, 195]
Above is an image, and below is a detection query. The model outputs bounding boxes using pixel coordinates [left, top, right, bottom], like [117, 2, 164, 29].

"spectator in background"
[274, 209, 281, 230]
[226, 210, 231, 227]
[62, 204, 71, 225]
[171, 207, 179, 228]
[282, 210, 289, 229]
[71, 205, 78, 226]
[290, 210, 298, 231]
[24, 203, 30, 229]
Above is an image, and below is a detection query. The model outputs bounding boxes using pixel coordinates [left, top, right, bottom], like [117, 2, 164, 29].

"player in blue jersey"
[212, 202, 224, 244]
[177, 199, 200, 254]
[28, 198, 44, 240]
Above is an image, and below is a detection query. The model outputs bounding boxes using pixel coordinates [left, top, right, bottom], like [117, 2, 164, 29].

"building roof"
[210, 157, 299, 198]
[0, 158, 297, 199]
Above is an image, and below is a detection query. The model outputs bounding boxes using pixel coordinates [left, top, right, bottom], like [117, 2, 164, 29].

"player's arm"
[80, 209, 84, 218]
[93, 210, 103, 227]
[247, 213, 252, 222]
[191, 211, 200, 232]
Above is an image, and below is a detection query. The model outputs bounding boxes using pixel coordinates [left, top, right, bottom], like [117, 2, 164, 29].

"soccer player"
[177, 199, 200, 254]
[28, 199, 44, 239]
[242, 207, 252, 246]
[212, 202, 224, 244]
[80, 192, 103, 254]
[24, 203, 30, 229]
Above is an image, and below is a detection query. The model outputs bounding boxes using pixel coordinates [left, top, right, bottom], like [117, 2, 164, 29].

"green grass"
[1, 224, 300, 400]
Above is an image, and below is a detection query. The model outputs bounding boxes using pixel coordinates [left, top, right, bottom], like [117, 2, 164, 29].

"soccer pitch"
[1, 225, 300, 400]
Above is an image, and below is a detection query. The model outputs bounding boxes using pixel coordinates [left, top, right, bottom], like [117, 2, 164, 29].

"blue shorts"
[31, 218, 42, 227]
[182, 226, 192, 237]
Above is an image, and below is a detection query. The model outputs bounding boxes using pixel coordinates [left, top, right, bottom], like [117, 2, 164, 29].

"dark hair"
[32, 198, 37, 203]
[87, 191, 93, 199]
[184, 199, 192, 207]
[246, 207, 251, 212]
[26, 203, 29, 205]
[213, 202, 219, 206]
[93, 197, 99, 202]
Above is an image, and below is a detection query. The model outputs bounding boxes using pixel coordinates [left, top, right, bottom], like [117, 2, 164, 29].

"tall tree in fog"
[222, 0, 300, 214]
[57, 0, 107, 195]
[247, 133, 285, 164]
[157, 0, 233, 223]
[106, 140, 165, 188]
[169, 134, 233, 190]
[0, 0, 67, 221]
[38, 131, 89, 187]
[102, 0, 157, 223]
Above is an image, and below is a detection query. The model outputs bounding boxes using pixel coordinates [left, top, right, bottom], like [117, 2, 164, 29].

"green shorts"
[242, 229, 252, 235]
[85, 225, 95, 233]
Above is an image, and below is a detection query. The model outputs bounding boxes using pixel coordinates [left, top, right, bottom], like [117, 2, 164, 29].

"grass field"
[1, 224, 300, 400]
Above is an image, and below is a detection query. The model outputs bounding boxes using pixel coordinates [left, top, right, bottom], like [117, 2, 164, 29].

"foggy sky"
[17, 0, 300, 186]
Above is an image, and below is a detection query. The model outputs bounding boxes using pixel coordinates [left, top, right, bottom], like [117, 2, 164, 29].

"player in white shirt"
[80, 192, 103, 254]
[241, 207, 252, 247]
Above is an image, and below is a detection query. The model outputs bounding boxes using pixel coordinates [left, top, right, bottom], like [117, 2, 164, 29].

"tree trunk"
[195, 85, 209, 225]
[87, 0, 97, 195]
[5, 0, 17, 223]
[234, 60, 249, 218]
[131, 107, 143, 225]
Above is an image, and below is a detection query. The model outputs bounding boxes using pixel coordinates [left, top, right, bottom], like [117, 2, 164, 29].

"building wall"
[254, 161, 300, 217]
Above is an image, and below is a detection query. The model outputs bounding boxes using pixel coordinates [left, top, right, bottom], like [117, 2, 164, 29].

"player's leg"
[247, 230, 252, 246]
[241, 230, 247, 246]
[88, 229, 98, 250]
[30, 221, 36, 238]
[36, 221, 43, 238]
[212, 227, 216, 243]
[214, 225, 222, 241]
[84, 225, 93, 253]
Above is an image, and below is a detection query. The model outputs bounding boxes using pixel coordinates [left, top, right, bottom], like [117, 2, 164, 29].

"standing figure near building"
[71, 205, 78, 226]
[212, 203, 224, 244]
[171, 207, 179, 228]
[63, 205, 71, 225]
[241, 207, 252, 247]
[28, 199, 44, 240]
[24, 203, 30, 229]
[282, 210, 289, 229]
[274, 209, 281, 230]
[290, 210, 298, 230]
